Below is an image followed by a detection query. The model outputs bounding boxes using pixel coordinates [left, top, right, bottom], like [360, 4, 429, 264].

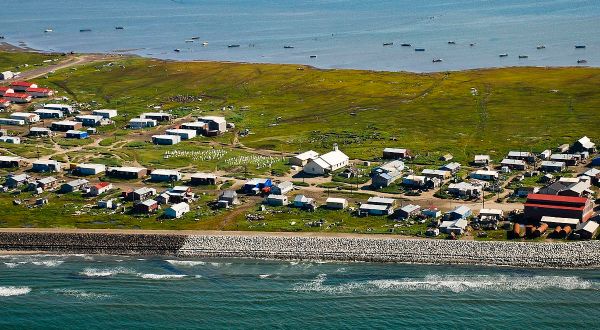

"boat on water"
[447, 41, 456, 44]
[185, 40, 194, 43]
[115, 26, 124, 30]
[536, 45, 545, 49]
[174, 49, 181, 52]
[577, 59, 587, 64]
[401, 43, 411, 47]
[518, 55, 528, 59]
[309, 55, 317, 58]
[80, 29, 92, 32]
[228, 44, 240, 48]
[383, 42, 393, 46]
[499, 53, 508, 57]
[191, 37, 200, 40]
[44, 29, 53, 33]
[414, 48, 425, 52]
[202, 42, 208, 46]
[432, 58, 443, 63]
[470, 43, 476, 46]
[284, 45, 294, 49]
[575, 45, 586, 49]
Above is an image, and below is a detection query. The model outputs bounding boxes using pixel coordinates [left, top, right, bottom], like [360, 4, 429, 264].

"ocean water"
[1, 0, 598, 72]
[1, 254, 599, 329]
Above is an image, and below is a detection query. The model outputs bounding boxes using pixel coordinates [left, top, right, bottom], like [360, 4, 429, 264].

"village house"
[572, 136, 596, 153]
[446, 205, 473, 221]
[34, 108, 64, 119]
[9, 81, 37, 92]
[43, 104, 73, 115]
[515, 186, 540, 198]
[0, 136, 20, 144]
[580, 168, 600, 185]
[76, 163, 106, 176]
[441, 162, 461, 174]
[524, 194, 594, 222]
[107, 166, 148, 179]
[0, 98, 11, 110]
[448, 181, 482, 198]
[164, 202, 190, 219]
[5, 174, 30, 188]
[500, 158, 527, 171]
[575, 221, 599, 239]
[28, 127, 53, 137]
[359, 197, 396, 216]
[0, 71, 14, 80]
[440, 218, 468, 235]
[152, 134, 181, 145]
[540, 161, 566, 172]
[382, 148, 411, 160]
[538, 178, 592, 197]
[289, 150, 320, 166]
[141, 112, 172, 122]
[134, 199, 159, 214]
[180, 122, 208, 135]
[440, 154, 453, 162]
[156, 192, 170, 205]
[550, 154, 579, 166]
[402, 175, 440, 189]
[539, 149, 552, 160]
[165, 186, 194, 203]
[51, 120, 83, 132]
[396, 204, 421, 220]
[92, 109, 118, 119]
[190, 173, 217, 185]
[60, 179, 90, 193]
[422, 169, 450, 181]
[326, 197, 348, 210]
[165, 129, 197, 140]
[98, 199, 114, 209]
[129, 187, 157, 201]
[422, 208, 442, 218]
[271, 181, 294, 195]
[0, 118, 25, 126]
[150, 169, 182, 182]
[265, 194, 288, 206]
[66, 130, 88, 139]
[0, 156, 24, 168]
[0, 86, 14, 96]
[29, 176, 58, 191]
[218, 190, 239, 208]
[507, 151, 535, 163]
[129, 118, 157, 129]
[293, 194, 316, 211]
[303, 145, 349, 175]
[89, 182, 113, 196]
[473, 155, 491, 166]
[198, 116, 227, 135]
[10, 112, 40, 124]
[470, 170, 499, 181]
[474, 208, 504, 230]
[26, 87, 54, 98]
[243, 178, 273, 194]
[75, 115, 104, 127]
[4, 92, 32, 103]
[32, 160, 62, 172]
[371, 160, 404, 188]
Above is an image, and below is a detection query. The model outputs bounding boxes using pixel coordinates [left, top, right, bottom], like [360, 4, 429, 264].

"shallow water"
[1, 0, 598, 72]
[1, 254, 599, 328]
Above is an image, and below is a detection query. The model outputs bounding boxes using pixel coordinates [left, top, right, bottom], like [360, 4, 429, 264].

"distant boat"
[44, 29, 53, 33]
[432, 58, 443, 63]
[80, 29, 92, 32]
[202, 42, 208, 46]
[499, 53, 508, 57]
[518, 55, 528, 59]
[470, 43, 476, 46]
[283, 45, 294, 49]
[575, 45, 586, 49]
[577, 59, 587, 64]
[185, 40, 194, 43]
[174, 49, 181, 52]
[228, 44, 240, 48]
[536, 45, 545, 49]
[309, 55, 317, 58]
[414, 48, 425, 52]
[447, 41, 456, 45]
[401, 43, 411, 47]
[383, 42, 393, 46]
[0, 36, 4, 39]
[115, 26, 124, 30]
[191, 37, 200, 40]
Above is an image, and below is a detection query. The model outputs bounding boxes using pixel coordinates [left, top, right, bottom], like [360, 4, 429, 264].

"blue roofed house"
[447, 205, 472, 221]
[243, 178, 272, 194]
[371, 160, 404, 188]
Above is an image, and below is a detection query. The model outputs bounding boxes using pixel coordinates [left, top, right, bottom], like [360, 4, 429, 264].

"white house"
[34, 108, 63, 119]
[152, 134, 181, 145]
[164, 202, 190, 219]
[129, 118, 157, 129]
[266, 194, 288, 206]
[150, 169, 182, 182]
[470, 170, 499, 181]
[10, 112, 40, 123]
[303, 145, 349, 175]
[0, 136, 21, 144]
[326, 197, 348, 210]
[165, 129, 197, 140]
[92, 109, 118, 119]
[289, 150, 319, 166]
[76, 163, 106, 176]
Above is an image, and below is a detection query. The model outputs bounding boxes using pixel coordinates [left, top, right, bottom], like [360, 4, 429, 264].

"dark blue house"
[66, 130, 88, 139]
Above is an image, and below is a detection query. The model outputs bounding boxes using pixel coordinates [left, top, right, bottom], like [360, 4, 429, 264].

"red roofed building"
[89, 182, 113, 196]
[0, 98, 10, 109]
[0, 87, 15, 96]
[3, 92, 32, 103]
[10, 81, 37, 92]
[26, 87, 54, 98]
[524, 193, 594, 222]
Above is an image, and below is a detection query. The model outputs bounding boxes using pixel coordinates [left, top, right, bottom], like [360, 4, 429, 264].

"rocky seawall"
[1, 231, 600, 268]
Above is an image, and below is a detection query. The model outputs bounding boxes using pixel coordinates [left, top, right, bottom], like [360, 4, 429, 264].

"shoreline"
[1, 229, 598, 269]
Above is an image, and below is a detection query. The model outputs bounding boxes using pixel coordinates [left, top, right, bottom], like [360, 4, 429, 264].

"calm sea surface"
[1, 0, 598, 72]
[1, 254, 599, 329]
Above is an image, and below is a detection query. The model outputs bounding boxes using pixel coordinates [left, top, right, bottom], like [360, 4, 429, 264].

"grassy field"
[0, 51, 64, 72]
[20, 54, 598, 163]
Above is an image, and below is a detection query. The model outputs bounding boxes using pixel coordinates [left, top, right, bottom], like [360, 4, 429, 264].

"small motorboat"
[309, 55, 317, 58]
[383, 42, 393, 46]
[432, 58, 443, 63]
[401, 43, 411, 47]
[185, 40, 194, 43]
[228, 44, 240, 48]
[414, 48, 425, 52]
[577, 59, 587, 64]
[115, 26, 124, 30]
[284, 45, 294, 49]
[44, 29, 53, 33]
[174, 48, 181, 52]
[575, 45, 586, 49]
[80, 29, 92, 32]
[202, 42, 208, 46]
[470, 43, 476, 46]
[499, 53, 508, 57]
[447, 41, 456, 45]
[536, 45, 545, 49]
[191, 36, 200, 40]
[518, 55, 528, 59]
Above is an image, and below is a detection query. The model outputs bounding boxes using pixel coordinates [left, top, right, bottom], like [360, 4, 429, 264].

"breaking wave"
[259, 274, 271, 279]
[0, 286, 31, 297]
[80, 267, 136, 277]
[166, 260, 206, 267]
[293, 274, 597, 294]
[138, 274, 187, 280]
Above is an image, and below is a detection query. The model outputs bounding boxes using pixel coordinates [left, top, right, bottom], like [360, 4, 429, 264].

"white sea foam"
[0, 286, 31, 297]
[55, 289, 111, 300]
[31, 260, 65, 267]
[4, 262, 19, 269]
[166, 260, 206, 267]
[80, 267, 135, 277]
[293, 274, 597, 294]
[259, 274, 271, 279]
[138, 274, 187, 280]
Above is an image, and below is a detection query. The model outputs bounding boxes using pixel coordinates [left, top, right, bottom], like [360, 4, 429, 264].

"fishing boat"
[383, 42, 393, 46]
[80, 29, 92, 32]
[115, 26, 124, 30]
[44, 29, 53, 33]
[536, 45, 545, 49]
[470, 43, 476, 46]
[185, 40, 194, 43]
[577, 59, 587, 64]
[283, 45, 294, 49]
[228, 44, 240, 48]
[191, 37, 200, 40]
[400, 43, 411, 47]
[202, 42, 208, 46]
[432, 58, 443, 63]
[447, 41, 456, 45]
[414, 48, 425, 52]
[499, 53, 508, 57]
[575, 45, 586, 49]
[309, 55, 317, 58]
[174, 49, 181, 52]
[518, 55, 528, 59]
